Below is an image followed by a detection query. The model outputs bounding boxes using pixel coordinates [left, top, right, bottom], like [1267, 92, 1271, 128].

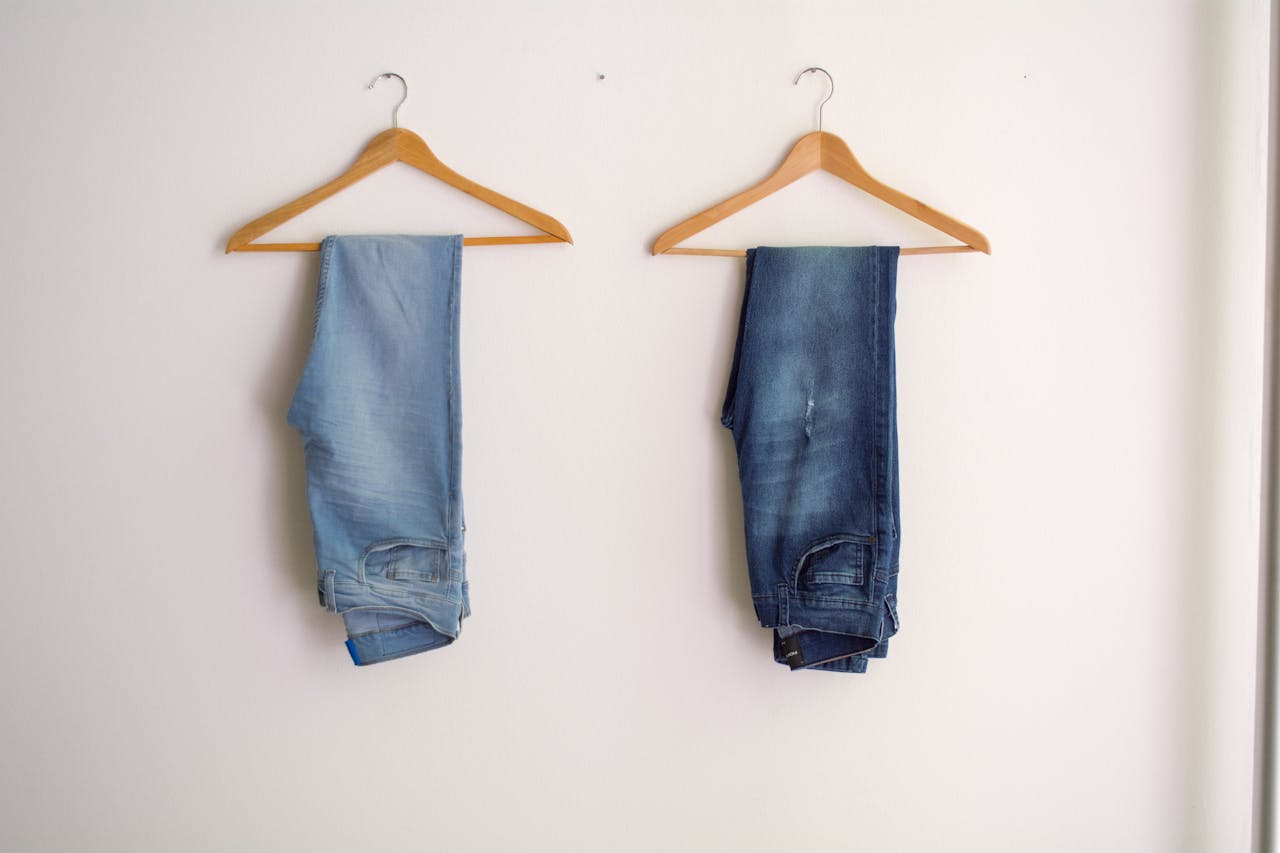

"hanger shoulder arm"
[821, 144, 989, 253]
[452, 172, 572, 243]
[868, 179, 991, 254]
[651, 167, 810, 255]
[653, 134, 829, 254]
[397, 140, 571, 244]
[225, 157, 388, 253]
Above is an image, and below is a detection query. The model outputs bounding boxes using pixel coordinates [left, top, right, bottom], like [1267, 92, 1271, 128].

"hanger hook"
[793, 66, 834, 133]
[368, 72, 408, 129]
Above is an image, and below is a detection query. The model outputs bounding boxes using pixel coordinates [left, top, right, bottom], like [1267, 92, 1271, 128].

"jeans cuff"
[773, 628, 878, 671]
[344, 620, 455, 666]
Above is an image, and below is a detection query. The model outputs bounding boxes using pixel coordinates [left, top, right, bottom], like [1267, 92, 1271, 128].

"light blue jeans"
[288, 235, 468, 666]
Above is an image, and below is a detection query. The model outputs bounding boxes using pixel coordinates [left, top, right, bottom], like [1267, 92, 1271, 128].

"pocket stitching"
[791, 534, 875, 591]
[358, 537, 449, 585]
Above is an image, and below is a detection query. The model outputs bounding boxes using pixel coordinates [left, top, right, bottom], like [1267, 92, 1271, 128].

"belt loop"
[320, 570, 337, 613]
[776, 583, 789, 626]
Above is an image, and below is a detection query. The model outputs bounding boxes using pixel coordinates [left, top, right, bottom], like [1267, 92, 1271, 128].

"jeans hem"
[345, 620, 456, 666]
[754, 590, 894, 673]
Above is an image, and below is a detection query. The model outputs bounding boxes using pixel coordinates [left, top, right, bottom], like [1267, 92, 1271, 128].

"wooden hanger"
[226, 73, 572, 253]
[651, 68, 989, 257]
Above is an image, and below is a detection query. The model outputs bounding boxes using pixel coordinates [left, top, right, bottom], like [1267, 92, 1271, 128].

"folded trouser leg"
[289, 235, 469, 666]
[721, 246, 903, 673]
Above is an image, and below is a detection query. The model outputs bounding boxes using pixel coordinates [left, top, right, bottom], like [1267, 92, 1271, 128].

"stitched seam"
[721, 250, 755, 430]
[790, 534, 874, 590]
[793, 593, 880, 606]
[313, 236, 334, 337]
[335, 604, 460, 640]
[809, 571, 863, 585]
[446, 236, 461, 542]
[753, 591, 883, 610]
[385, 569, 439, 582]
[333, 582, 460, 604]
[870, 248, 883, 555]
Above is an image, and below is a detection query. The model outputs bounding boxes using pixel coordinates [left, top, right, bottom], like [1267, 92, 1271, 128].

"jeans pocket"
[360, 538, 448, 586]
[792, 535, 876, 603]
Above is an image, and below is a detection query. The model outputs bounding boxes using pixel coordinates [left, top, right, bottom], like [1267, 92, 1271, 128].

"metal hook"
[368, 72, 408, 129]
[793, 66, 834, 133]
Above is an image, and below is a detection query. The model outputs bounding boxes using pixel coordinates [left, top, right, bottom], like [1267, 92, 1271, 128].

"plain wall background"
[0, 1, 1271, 850]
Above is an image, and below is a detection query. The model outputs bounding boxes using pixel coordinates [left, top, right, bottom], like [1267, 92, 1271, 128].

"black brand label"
[779, 635, 807, 670]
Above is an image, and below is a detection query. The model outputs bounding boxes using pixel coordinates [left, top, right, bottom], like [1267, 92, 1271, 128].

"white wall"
[0, 1, 1270, 850]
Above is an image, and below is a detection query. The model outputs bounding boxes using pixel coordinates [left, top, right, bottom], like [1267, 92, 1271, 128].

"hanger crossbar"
[232, 235, 564, 252]
[663, 245, 981, 258]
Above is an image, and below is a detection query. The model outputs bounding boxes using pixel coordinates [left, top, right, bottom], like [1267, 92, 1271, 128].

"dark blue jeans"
[722, 247, 901, 673]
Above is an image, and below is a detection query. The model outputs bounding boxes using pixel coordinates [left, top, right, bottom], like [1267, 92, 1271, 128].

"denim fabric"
[287, 235, 468, 666]
[722, 247, 901, 673]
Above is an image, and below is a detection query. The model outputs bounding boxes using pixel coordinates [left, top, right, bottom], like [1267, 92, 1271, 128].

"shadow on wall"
[714, 412, 759, 637]
[706, 261, 768, 644]
[253, 253, 344, 645]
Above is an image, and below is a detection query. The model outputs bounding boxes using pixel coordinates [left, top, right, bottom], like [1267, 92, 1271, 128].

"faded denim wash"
[288, 235, 468, 666]
[722, 246, 901, 673]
